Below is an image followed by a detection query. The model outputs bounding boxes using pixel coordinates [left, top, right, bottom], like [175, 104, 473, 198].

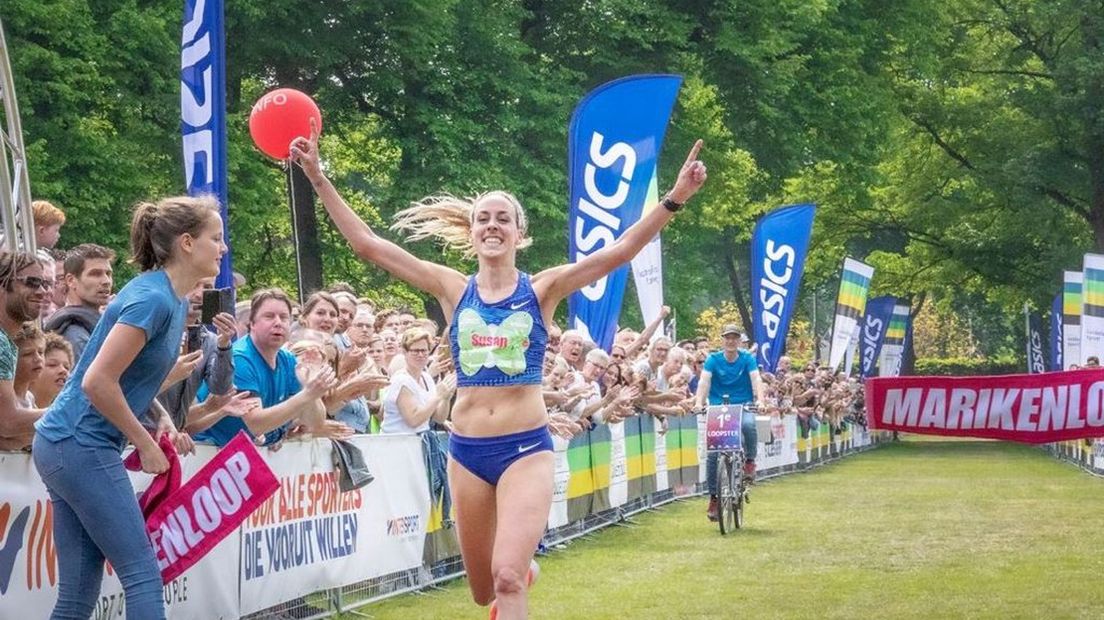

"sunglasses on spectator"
[407, 347, 431, 355]
[14, 276, 54, 290]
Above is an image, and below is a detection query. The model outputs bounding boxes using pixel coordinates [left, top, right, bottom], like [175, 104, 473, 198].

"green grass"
[354, 439, 1104, 619]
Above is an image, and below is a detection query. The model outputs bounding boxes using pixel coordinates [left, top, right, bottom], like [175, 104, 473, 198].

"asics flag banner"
[859, 296, 897, 379]
[750, 204, 816, 372]
[567, 75, 682, 350]
[181, 0, 234, 289]
[866, 369, 1104, 443]
[1051, 293, 1063, 372]
[1025, 306, 1046, 374]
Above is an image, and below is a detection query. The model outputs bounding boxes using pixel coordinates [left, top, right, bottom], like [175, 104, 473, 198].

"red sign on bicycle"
[706, 405, 744, 452]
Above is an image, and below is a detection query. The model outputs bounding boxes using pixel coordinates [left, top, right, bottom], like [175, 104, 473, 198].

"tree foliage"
[5, 0, 1102, 358]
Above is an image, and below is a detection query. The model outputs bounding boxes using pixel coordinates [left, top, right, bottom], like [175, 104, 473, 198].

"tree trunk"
[720, 234, 753, 336]
[902, 292, 927, 376]
[1083, 12, 1104, 252]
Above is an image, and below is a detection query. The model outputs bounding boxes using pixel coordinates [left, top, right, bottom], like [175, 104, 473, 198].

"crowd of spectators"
[0, 200, 867, 456]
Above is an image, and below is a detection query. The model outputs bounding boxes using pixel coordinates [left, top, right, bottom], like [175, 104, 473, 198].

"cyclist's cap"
[721, 324, 743, 338]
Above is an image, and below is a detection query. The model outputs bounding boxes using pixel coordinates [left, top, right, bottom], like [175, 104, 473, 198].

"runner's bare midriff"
[450, 383, 548, 437]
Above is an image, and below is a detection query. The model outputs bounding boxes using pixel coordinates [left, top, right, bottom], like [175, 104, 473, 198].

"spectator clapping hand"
[207, 390, 261, 418]
[436, 372, 458, 400]
[299, 363, 338, 399]
[338, 346, 368, 379]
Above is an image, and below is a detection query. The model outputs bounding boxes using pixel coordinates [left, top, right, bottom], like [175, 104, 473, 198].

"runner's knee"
[492, 565, 527, 596]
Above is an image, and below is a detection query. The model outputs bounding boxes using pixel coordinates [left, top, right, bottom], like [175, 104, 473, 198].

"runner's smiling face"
[471, 197, 520, 258]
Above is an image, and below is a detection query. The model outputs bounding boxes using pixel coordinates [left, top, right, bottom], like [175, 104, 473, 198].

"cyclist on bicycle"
[694, 324, 765, 522]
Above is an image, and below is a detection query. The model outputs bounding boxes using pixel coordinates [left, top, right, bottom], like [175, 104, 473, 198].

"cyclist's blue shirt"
[704, 350, 758, 405]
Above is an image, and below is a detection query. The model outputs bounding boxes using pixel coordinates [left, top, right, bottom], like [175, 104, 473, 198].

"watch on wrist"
[661, 195, 684, 213]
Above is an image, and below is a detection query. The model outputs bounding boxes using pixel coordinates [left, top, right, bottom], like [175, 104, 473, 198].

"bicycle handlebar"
[693, 404, 760, 416]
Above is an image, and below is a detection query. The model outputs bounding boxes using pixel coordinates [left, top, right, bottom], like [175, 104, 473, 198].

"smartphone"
[201, 287, 234, 324]
[185, 324, 205, 354]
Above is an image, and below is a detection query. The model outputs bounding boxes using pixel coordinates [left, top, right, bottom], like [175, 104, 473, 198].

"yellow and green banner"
[828, 258, 875, 370]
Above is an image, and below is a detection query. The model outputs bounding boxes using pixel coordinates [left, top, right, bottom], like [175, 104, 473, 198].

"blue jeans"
[706, 407, 758, 496]
[32, 435, 165, 620]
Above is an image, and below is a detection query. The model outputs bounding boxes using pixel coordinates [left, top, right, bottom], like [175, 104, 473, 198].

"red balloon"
[248, 88, 322, 159]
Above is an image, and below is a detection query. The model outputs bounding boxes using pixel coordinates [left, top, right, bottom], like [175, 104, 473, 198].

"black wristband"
[662, 195, 684, 213]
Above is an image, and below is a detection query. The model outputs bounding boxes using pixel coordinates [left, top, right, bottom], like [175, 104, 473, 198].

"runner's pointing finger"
[683, 139, 703, 167]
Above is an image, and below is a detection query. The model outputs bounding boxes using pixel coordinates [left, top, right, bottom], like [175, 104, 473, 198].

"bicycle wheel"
[717, 455, 736, 535]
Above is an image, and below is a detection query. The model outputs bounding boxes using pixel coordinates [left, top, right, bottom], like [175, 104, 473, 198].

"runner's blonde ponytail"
[391, 191, 532, 258]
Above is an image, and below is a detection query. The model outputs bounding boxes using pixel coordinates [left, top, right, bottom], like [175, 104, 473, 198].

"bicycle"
[700, 402, 755, 535]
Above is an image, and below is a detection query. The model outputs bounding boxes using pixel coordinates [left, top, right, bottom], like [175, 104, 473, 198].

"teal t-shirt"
[0, 329, 15, 381]
[194, 334, 301, 447]
[704, 350, 758, 405]
[35, 270, 188, 451]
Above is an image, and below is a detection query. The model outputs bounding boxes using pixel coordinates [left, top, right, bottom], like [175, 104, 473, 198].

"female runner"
[291, 123, 705, 619]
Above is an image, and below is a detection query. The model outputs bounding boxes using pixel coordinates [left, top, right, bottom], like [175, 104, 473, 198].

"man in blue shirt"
[695, 324, 764, 522]
[195, 289, 335, 446]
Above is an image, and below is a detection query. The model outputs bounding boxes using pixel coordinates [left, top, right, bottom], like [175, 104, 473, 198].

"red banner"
[143, 432, 280, 583]
[865, 369, 1104, 443]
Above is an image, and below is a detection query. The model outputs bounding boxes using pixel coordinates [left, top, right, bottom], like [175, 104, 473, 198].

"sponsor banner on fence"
[239, 436, 428, 615]
[751, 203, 816, 372]
[654, 416, 669, 492]
[548, 434, 571, 529]
[1094, 439, 1104, 471]
[866, 369, 1104, 443]
[566, 74, 682, 350]
[608, 421, 628, 508]
[1063, 271, 1082, 368]
[0, 447, 239, 620]
[757, 415, 799, 472]
[1081, 254, 1104, 365]
[674, 413, 699, 494]
[566, 432, 593, 523]
[828, 258, 874, 371]
[697, 414, 708, 484]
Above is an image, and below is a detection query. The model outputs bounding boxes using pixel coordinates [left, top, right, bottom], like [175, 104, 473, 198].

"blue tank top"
[449, 272, 546, 387]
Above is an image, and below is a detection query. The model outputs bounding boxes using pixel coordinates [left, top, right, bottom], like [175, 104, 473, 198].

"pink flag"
[142, 432, 279, 583]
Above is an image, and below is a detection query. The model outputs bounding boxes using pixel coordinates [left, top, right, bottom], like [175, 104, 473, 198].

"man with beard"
[0, 251, 50, 449]
[44, 244, 115, 362]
